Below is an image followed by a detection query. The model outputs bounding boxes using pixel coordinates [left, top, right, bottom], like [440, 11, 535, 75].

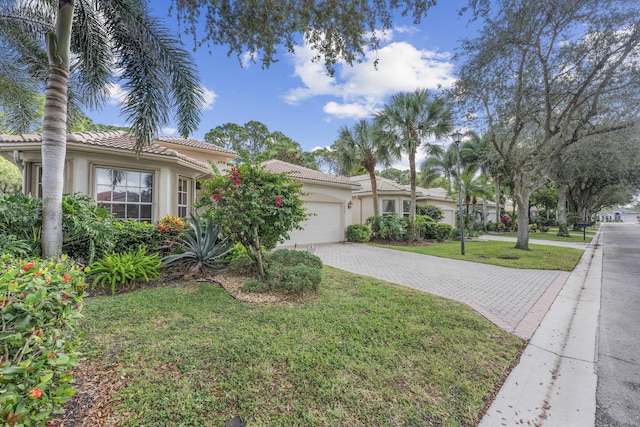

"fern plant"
[162, 216, 232, 275]
[86, 246, 161, 294]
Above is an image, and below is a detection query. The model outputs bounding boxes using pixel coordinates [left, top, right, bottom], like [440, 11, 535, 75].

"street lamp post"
[452, 131, 465, 255]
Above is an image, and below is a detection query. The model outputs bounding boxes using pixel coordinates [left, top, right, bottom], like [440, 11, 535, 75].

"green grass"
[371, 240, 583, 271]
[79, 267, 524, 427]
[497, 230, 594, 243]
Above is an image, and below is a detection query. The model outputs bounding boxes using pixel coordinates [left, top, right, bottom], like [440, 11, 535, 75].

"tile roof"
[0, 131, 224, 172]
[351, 174, 452, 200]
[155, 136, 236, 156]
[262, 159, 360, 188]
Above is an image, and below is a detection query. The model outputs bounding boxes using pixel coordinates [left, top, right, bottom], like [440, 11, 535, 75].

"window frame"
[95, 166, 154, 222]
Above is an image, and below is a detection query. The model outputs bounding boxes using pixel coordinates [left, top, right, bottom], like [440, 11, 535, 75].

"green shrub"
[62, 194, 115, 264]
[529, 224, 538, 233]
[227, 255, 256, 275]
[113, 220, 162, 254]
[433, 223, 453, 242]
[86, 246, 161, 294]
[0, 192, 42, 256]
[346, 224, 371, 243]
[416, 204, 444, 222]
[0, 234, 32, 257]
[0, 255, 85, 426]
[242, 249, 323, 294]
[266, 249, 323, 270]
[366, 214, 405, 241]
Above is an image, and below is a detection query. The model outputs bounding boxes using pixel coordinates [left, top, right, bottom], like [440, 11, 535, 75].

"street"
[596, 223, 640, 426]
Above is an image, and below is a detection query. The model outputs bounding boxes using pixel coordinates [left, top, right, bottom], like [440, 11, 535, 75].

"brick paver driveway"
[313, 243, 570, 339]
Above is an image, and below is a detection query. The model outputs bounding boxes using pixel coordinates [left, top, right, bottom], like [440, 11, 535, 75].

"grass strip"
[371, 240, 583, 271]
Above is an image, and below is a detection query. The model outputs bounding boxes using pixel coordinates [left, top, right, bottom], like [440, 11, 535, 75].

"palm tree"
[1, 1, 204, 257]
[460, 131, 506, 225]
[333, 119, 390, 216]
[375, 89, 452, 225]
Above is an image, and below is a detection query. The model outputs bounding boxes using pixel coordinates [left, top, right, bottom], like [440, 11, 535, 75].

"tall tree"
[375, 89, 452, 226]
[333, 119, 389, 216]
[1, 0, 204, 257]
[456, 0, 640, 250]
[205, 121, 313, 167]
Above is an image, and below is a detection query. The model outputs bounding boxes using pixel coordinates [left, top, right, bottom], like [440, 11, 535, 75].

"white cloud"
[322, 102, 376, 119]
[161, 127, 177, 135]
[106, 83, 127, 106]
[284, 34, 457, 120]
[241, 51, 257, 68]
[201, 87, 217, 110]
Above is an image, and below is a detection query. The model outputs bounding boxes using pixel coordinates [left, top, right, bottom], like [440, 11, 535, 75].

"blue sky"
[89, 1, 479, 168]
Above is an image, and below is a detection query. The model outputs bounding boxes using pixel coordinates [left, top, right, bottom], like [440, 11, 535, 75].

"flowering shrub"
[0, 255, 85, 426]
[197, 163, 308, 278]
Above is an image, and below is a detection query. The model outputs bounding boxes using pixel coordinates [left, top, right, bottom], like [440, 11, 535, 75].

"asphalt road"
[596, 223, 640, 427]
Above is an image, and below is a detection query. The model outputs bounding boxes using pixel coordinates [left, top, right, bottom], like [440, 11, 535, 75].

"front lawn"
[73, 267, 523, 427]
[371, 240, 582, 271]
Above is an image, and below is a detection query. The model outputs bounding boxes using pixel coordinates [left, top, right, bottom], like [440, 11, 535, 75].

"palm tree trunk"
[407, 150, 418, 241]
[368, 169, 380, 217]
[41, 0, 74, 258]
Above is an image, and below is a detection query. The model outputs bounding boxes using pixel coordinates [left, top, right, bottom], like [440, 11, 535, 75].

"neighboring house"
[349, 175, 457, 226]
[599, 208, 640, 223]
[262, 159, 360, 246]
[0, 131, 236, 221]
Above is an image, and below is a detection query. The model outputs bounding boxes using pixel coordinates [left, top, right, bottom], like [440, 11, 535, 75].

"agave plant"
[162, 216, 232, 276]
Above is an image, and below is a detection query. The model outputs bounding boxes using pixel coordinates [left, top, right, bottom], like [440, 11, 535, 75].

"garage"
[283, 201, 343, 247]
[261, 160, 360, 248]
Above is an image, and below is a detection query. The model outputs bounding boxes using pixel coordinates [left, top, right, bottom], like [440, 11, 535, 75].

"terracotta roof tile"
[262, 159, 359, 188]
[0, 131, 219, 172]
[156, 136, 236, 155]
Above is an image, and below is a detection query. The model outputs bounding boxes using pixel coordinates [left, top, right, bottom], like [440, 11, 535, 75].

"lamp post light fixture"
[452, 131, 465, 255]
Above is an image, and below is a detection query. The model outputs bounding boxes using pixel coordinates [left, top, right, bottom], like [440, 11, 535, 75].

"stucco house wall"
[349, 175, 457, 227]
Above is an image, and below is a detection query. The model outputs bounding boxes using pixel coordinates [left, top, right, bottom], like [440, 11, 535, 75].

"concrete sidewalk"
[479, 228, 602, 426]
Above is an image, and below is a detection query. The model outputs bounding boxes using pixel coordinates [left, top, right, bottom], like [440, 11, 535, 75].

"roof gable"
[261, 159, 360, 188]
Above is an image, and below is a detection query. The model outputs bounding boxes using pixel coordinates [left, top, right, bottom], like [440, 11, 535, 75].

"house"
[0, 131, 236, 221]
[0, 131, 358, 245]
[262, 159, 360, 246]
[349, 174, 457, 226]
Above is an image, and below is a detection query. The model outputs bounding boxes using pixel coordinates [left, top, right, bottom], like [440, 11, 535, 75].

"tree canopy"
[456, 0, 640, 249]
[170, 0, 438, 74]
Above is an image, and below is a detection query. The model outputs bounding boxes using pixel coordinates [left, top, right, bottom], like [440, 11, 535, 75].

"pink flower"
[63, 274, 70, 283]
[234, 179, 241, 185]
[275, 196, 284, 207]
[211, 194, 222, 202]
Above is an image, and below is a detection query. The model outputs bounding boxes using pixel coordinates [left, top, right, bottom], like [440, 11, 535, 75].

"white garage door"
[281, 202, 343, 246]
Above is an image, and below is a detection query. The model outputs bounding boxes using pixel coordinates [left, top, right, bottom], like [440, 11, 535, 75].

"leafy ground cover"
[372, 240, 583, 271]
[55, 267, 524, 427]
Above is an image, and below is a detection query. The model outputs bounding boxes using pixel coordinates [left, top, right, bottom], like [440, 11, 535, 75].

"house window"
[403, 200, 411, 217]
[96, 167, 153, 221]
[178, 177, 190, 218]
[382, 199, 396, 215]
